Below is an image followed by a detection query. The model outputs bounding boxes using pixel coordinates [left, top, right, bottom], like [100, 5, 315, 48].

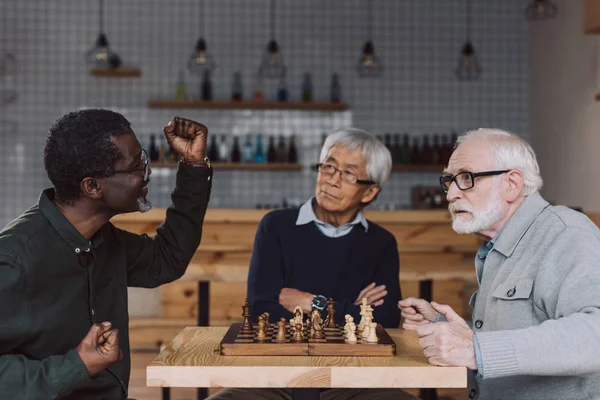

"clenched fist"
[76, 322, 123, 376]
[163, 116, 208, 165]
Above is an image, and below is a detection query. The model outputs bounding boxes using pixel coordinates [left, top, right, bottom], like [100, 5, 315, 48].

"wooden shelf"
[147, 99, 349, 111]
[151, 162, 303, 171]
[90, 67, 141, 77]
[392, 164, 446, 173]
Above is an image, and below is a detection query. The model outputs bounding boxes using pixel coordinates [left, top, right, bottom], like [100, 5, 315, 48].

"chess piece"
[325, 298, 336, 328]
[361, 315, 372, 339]
[358, 299, 368, 332]
[276, 318, 287, 342]
[263, 312, 270, 324]
[343, 314, 352, 337]
[292, 305, 303, 327]
[366, 322, 378, 343]
[292, 323, 304, 341]
[240, 299, 254, 333]
[346, 320, 357, 343]
[311, 309, 324, 339]
[256, 315, 267, 340]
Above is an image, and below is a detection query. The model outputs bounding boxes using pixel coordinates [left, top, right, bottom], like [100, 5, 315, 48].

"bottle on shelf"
[242, 135, 254, 163]
[400, 133, 411, 164]
[440, 135, 451, 165]
[276, 135, 287, 163]
[384, 133, 393, 154]
[330, 73, 341, 103]
[232, 71, 243, 101]
[432, 134, 441, 165]
[277, 76, 288, 102]
[175, 70, 188, 101]
[207, 135, 219, 162]
[288, 134, 298, 163]
[254, 134, 265, 163]
[410, 137, 421, 164]
[231, 136, 241, 163]
[252, 74, 264, 101]
[392, 133, 402, 165]
[158, 136, 167, 163]
[201, 70, 212, 101]
[149, 134, 159, 162]
[218, 135, 230, 162]
[302, 72, 313, 102]
[267, 136, 277, 163]
[421, 135, 433, 164]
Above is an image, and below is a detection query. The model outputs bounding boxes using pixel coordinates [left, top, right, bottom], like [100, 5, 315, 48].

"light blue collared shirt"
[295, 197, 368, 238]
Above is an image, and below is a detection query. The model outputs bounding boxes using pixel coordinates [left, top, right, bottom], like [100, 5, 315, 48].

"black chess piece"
[240, 299, 254, 333]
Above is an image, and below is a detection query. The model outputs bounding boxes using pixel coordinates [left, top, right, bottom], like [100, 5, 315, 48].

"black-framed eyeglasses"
[439, 170, 509, 193]
[112, 148, 149, 182]
[317, 163, 376, 185]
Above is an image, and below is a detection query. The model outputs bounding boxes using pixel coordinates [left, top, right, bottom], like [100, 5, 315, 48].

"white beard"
[137, 197, 153, 213]
[450, 185, 504, 235]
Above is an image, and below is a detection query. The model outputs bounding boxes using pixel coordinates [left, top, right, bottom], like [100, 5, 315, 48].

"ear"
[80, 177, 104, 200]
[360, 185, 381, 204]
[504, 170, 524, 203]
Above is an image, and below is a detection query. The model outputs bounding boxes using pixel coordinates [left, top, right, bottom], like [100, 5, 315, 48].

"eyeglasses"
[317, 163, 376, 185]
[112, 148, 149, 182]
[439, 170, 509, 193]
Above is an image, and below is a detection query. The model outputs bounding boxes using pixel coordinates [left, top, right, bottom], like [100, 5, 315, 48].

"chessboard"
[219, 322, 396, 356]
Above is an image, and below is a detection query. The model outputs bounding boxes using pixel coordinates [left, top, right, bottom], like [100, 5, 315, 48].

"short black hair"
[43, 109, 133, 205]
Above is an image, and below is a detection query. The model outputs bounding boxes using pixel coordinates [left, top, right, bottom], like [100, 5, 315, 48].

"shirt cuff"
[473, 333, 484, 378]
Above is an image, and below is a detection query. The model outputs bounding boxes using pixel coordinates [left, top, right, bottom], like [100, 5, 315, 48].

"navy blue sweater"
[247, 208, 402, 328]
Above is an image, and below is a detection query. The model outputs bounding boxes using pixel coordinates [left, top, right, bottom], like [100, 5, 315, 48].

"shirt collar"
[492, 191, 550, 257]
[38, 188, 103, 254]
[295, 197, 368, 232]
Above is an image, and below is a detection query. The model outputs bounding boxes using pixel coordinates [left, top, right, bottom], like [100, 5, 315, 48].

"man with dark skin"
[0, 109, 211, 399]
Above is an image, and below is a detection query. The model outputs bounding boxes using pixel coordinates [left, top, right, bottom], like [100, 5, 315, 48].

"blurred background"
[2, 1, 600, 398]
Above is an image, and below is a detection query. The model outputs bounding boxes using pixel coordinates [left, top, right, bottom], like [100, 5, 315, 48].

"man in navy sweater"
[208, 128, 411, 400]
[249, 127, 401, 329]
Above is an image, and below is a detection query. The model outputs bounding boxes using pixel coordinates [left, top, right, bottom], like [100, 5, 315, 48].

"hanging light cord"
[99, 0, 104, 33]
[199, 0, 205, 37]
[270, 0, 276, 40]
[368, 0, 373, 41]
[466, 0, 471, 40]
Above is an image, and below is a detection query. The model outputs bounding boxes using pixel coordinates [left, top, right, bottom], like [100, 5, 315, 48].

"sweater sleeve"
[476, 227, 600, 378]
[247, 212, 293, 322]
[371, 235, 402, 328]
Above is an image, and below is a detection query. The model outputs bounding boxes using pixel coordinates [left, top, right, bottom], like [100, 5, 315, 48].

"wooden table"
[147, 327, 467, 400]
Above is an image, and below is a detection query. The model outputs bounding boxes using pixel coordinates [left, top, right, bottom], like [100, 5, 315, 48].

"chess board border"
[220, 323, 396, 356]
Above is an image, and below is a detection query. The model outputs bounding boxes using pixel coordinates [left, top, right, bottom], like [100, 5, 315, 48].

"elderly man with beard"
[398, 129, 600, 400]
[0, 109, 212, 399]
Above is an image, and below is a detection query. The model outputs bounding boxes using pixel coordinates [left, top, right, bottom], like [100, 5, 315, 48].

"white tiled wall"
[0, 0, 529, 228]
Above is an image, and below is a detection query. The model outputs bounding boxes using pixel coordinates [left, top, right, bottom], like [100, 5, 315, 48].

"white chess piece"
[346, 321, 358, 343]
[366, 322, 378, 343]
[361, 315, 372, 339]
[344, 315, 353, 338]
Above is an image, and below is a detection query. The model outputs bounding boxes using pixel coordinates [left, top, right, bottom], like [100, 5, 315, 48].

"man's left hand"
[163, 117, 208, 164]
[279, 288, 314, 314]
[416, 301, 478, 370]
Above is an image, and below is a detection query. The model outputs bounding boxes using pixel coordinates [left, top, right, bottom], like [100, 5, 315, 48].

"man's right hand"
[354, 282, 387, 307]
[76, 322, 122, 376]
[398, 297, 439, 330]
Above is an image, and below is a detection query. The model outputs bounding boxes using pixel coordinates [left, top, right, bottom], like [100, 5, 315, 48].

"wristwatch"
[311, 294, 328, 311]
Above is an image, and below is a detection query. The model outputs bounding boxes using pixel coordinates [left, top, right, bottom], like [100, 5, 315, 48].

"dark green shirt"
[0, 163, 212, 399]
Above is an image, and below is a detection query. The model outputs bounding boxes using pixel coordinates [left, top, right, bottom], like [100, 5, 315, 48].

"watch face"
[313, 295, 327, 310]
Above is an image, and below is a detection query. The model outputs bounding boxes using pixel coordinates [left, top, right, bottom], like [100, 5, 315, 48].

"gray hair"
[319, 127, 392, 186]
[457, 128, 543, 196]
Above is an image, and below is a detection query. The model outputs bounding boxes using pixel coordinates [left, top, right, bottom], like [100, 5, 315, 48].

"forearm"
[0, 349, 90, 399]
[127, 163, 212, 287]
[477, 311, 600, 378]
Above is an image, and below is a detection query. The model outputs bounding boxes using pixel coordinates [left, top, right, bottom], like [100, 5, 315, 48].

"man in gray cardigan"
[399, 128, 600, 399]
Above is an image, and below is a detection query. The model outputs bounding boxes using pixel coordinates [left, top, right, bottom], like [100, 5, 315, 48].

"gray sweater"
[470, 192, 600, 400]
